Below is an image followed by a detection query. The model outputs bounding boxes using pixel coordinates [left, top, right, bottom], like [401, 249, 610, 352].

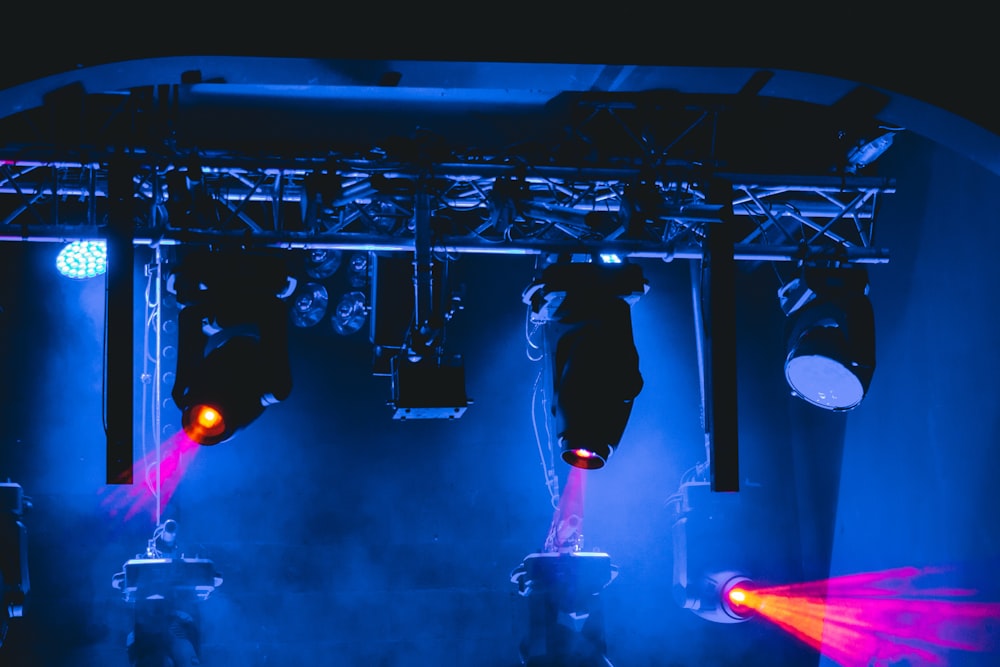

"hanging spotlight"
[331, 291, 368, 335]
[304, 248, 342, 280]
[289, 282, 329, 328]
[780, 266, 875, 411]
[56, 239, 107, 279]
[346, 252, 370, 288]
[523, 259, 648, 469]
[169, 250, 294, 445]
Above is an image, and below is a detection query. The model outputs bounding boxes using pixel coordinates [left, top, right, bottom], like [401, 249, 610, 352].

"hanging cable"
[525, 259, 559, 509]
[690, 258, 711, 480]
[139, 249, 164, 527]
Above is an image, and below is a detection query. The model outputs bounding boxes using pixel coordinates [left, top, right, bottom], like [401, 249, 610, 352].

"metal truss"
[0, 158, 893, 265]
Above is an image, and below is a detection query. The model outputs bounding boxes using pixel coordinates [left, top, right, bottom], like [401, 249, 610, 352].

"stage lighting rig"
[169, 249, 295, 445]
[0, 481, 29, 649]
[779, 265, 875, 411]
[112, 520, 222, 667]
[522, 258, 648, 469]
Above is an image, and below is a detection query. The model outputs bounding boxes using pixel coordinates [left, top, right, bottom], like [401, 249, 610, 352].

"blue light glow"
[56, 240, 107, 279]
[599, 253, 622, 264]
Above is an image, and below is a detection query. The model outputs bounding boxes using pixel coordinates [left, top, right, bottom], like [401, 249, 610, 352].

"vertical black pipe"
[703, 178, 740, 492]
[106, 160, 135, 484]
[410, 190, 434, 356]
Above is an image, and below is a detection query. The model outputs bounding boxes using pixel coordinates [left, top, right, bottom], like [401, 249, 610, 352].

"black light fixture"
[289, 281, 329, 329]
[112, 520, 222, 667]
[667, 480, 765, 623]
[523, 258, 648, 469]
[331, 252, 372, 336]
[780, 266, 875, 411]
[304, 248, 342, 279]
[0, 482, 29, 648]
[511, 551, 619, 666]
[169, 250, 294, 445]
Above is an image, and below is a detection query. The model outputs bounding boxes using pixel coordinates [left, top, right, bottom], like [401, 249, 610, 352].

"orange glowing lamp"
[564, 447, 607, 470]
[721, 577, 758, 621]
[182, 404, 228, 445]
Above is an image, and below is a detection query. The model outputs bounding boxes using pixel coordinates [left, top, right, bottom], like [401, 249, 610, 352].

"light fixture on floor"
[522, 258, 647, 469]
[112, 520, 222, 667]
[511, 550, 619, 666]
[780, 266, 875, 411]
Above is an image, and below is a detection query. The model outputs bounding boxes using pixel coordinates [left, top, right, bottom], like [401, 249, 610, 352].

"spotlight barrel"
[782, 267, 875, 411]
[523, 260, 648, 469]
[170, 251, 294, 445]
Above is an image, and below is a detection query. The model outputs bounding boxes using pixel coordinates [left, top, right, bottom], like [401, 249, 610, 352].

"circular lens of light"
[331, 291, 368, 335]
[563, 447, 605, 470]
[56, 240, 108, 279]
[183, 404, 228, 445]
[305, 249, 342, 279]
[196, 406, 221, 429]
[290, 282, 329, 328]
[785, 354, 864, 410]
[721, 577, 757, 620]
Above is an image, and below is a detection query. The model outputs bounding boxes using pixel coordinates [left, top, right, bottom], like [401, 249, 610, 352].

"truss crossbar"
[0, 160, 894, 263]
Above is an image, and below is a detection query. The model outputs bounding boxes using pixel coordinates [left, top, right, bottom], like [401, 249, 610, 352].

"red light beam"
[736, 566, 1000, 666]
[544, 465, 587, 552]
[98, 431, 201, 523]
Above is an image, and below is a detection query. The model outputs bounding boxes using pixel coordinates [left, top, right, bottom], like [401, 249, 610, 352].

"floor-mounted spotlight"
[56, 239, 107, 279]
[168, 250, 295, 445]
[522, 259, 648, 469]
[780, 266, 875, 411]
[112, 520, 221, 667]
[511, 551, 619, 666]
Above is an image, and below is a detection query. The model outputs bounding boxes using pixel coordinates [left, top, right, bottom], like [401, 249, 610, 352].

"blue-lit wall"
[1, 131, 997, 666]
[822, 134, 1000, 664]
